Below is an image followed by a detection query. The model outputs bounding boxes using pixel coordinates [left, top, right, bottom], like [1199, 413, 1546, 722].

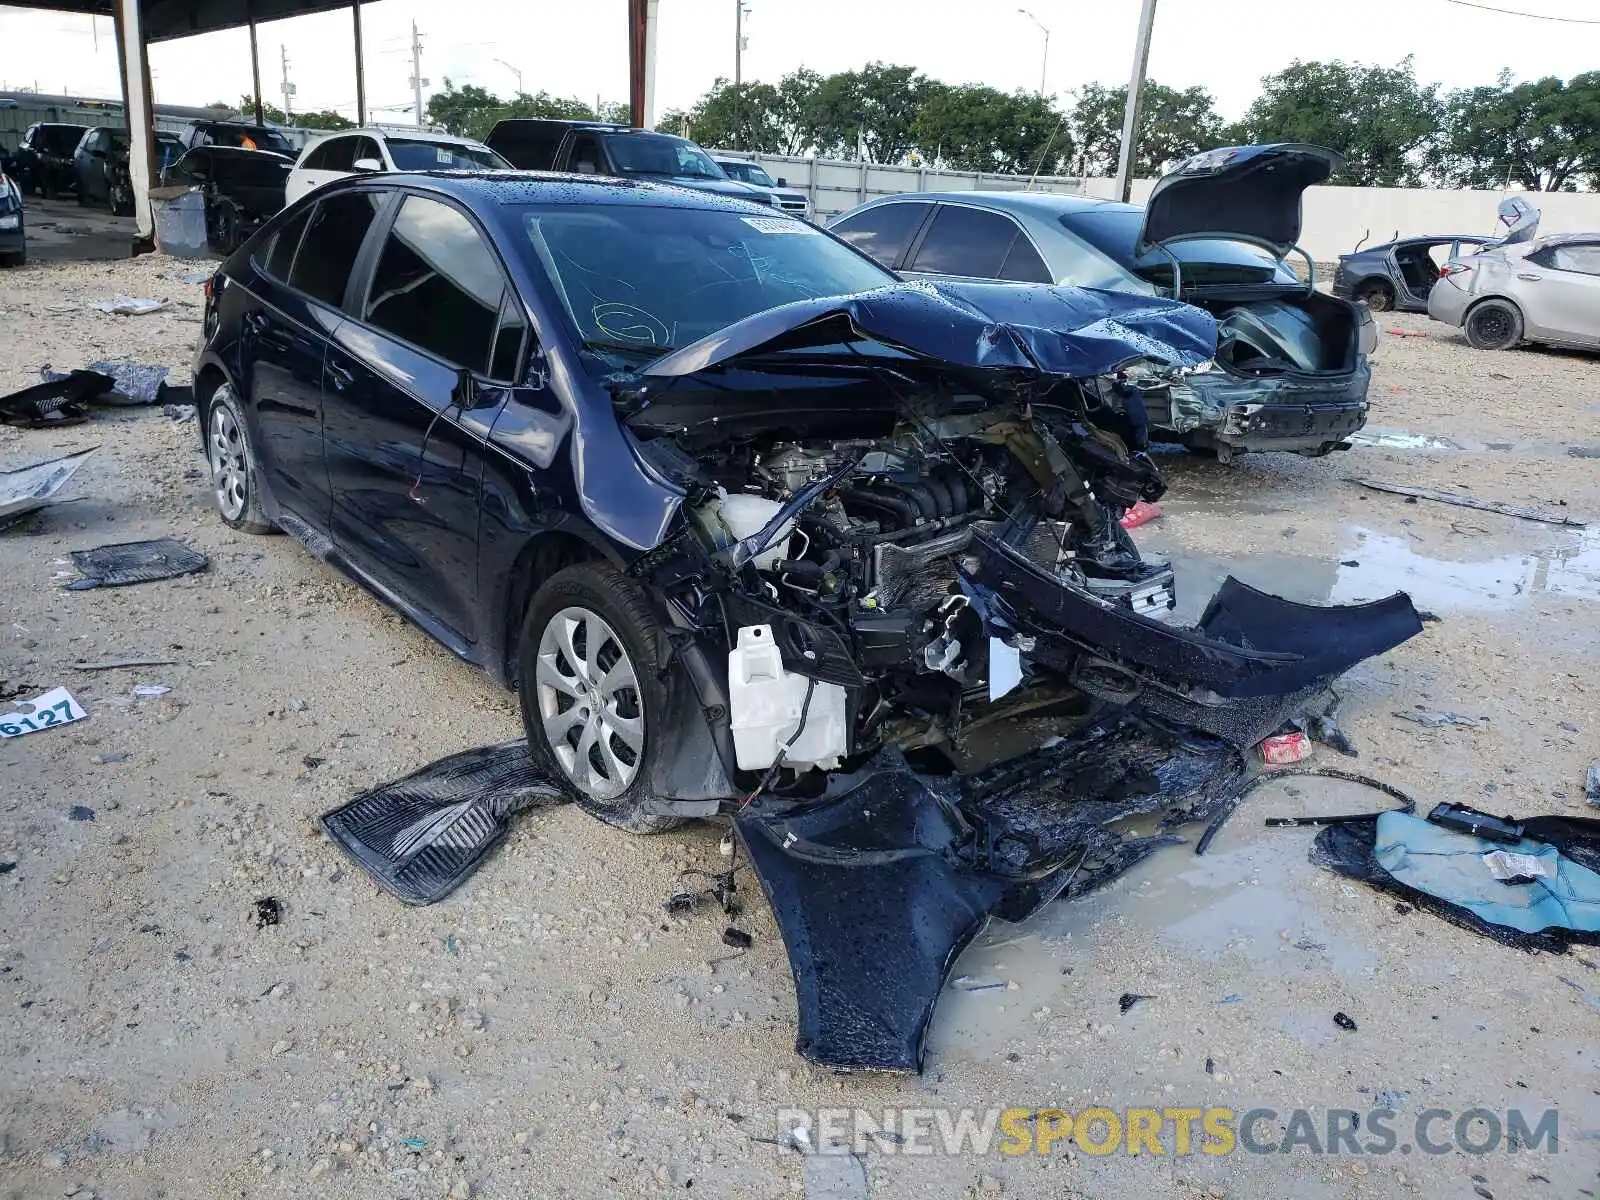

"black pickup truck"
[484, 119, 773, 205]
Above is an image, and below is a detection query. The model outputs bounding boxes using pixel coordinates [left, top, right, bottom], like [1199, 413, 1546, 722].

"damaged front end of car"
[605, 280, 1420, 1071]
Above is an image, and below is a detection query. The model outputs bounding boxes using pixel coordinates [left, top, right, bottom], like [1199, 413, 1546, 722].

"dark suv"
[13, 122, 91, 197]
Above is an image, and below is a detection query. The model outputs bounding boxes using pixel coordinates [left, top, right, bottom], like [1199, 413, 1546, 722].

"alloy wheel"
[535, 606, 645, 801]
[209, 399, 249, 521]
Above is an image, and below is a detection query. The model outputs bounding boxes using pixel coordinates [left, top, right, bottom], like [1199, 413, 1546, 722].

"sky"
[0, 0, 1597, 126]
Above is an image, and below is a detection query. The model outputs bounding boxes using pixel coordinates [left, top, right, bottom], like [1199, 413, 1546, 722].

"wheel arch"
[1352, 275, 1395, 298]
[499, 527, 623, 688]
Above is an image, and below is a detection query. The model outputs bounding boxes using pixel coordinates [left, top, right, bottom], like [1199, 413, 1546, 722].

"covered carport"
[6, 0, 660, 244]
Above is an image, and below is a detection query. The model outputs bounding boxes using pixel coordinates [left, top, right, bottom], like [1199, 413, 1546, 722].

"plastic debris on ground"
[0, 686, 88, 738]
[1354, 478, 1586, 528]
[1119, 500, 1162, 530]
[132, 683, 172, 698]
[0, 371, 113, 427]
[320, 740, 565, 905]
[1334, 1011, 1358, 1031]
[67, 538, 208, 588]
[1119, 992, 1153, 1013]
[0, 447, 97, 529]
[1395, 707, 1484, 730]
[253, 897, 281, 928]
[1259, 730, 1312, 765]
[42, 361, 181, 408]
[91, 296, 169, 316]
[1587, 764, 1600, 808]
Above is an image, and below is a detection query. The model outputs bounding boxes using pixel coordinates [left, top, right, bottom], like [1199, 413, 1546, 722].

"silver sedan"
[1429, 232, 1600, 352]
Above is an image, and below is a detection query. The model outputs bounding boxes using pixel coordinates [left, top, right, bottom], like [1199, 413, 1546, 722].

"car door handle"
[1517, 273, 1543, 281]
[327, 363, 355, 392]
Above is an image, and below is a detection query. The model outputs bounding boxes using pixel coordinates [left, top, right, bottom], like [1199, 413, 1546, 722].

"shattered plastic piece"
[0, 448, 97, 527]
[69, 538, 207, 587]
[1259, 731, 1311, 765]
[132, 684, 171, 698]
[1353, 478, 1586, 528]
[43, 360, 173, 407]
[721, 927, 753, 950]
[92, 296, 169, 316]
[253, 897, 280, 928]
[1334, 1011, 1358, 1031]
[0, 686, 87, 737]
[1119, 992, 1153, 1014]
[1395, 707, 1483, 730]
[320, 740, 564, 905]
[0, 371, 111, 427]
[1119, 500, 1162, 530]
[1483, 850, 1554, 883]
[68, 805, 95, 821]
[951, 976, 1008, 992]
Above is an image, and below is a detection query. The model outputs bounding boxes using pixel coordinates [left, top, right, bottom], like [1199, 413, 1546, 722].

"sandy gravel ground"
[1, 256, 1598, 1200]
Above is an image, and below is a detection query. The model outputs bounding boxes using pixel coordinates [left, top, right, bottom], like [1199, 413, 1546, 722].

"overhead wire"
[1438, 0, 1600, 22]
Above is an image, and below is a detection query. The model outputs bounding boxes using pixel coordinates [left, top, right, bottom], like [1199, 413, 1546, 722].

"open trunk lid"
[1137, 144, 1340, 261]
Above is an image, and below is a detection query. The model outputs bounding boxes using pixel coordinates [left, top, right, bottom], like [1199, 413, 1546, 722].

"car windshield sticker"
[741, 216, 819, 235]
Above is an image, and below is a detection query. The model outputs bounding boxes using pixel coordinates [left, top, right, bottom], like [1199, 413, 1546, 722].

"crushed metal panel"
[0, 447, 97, 527]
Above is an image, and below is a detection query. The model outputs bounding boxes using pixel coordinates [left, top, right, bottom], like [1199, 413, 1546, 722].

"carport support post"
[112, 0, 157, 242]
[642, 0, 660, 129]
[249, 18, 265, 127]
[352, 0, 367, 126]
[1113, 0, 1157, 204]
[627, 0, 648, 128]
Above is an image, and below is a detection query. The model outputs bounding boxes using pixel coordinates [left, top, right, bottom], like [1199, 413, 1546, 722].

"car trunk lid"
[1136, 144, 1339, 262]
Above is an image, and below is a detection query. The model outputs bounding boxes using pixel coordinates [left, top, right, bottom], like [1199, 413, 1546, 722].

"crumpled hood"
[641, 280, 1217, 380]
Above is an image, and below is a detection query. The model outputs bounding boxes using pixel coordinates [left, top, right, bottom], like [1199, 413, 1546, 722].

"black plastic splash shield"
[736, 757, 1013, 1073]
[0, 370, 114, 427]
[321, 740, 565, 905]
[69, 538, 208, 587]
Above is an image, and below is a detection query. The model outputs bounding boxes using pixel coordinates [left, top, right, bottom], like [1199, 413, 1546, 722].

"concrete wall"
[720, 149, 1600, 265]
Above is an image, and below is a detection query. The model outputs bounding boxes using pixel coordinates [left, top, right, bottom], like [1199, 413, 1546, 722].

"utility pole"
[734, 0, 749, 147]
[1017, 9, 1049, 99]
[279, 44, 295, 121]
[1113, 0, 1158, 203]
[409, 21, 428, 128]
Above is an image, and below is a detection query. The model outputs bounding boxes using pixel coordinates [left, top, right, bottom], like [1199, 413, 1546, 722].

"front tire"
[205, 382, 276, 533]
[517, 562, 684, 834]
[1464, 300, 1523, 351]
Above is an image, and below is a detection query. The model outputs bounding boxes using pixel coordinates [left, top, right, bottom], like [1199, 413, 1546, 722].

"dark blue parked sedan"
[198, 171, 1383, 833]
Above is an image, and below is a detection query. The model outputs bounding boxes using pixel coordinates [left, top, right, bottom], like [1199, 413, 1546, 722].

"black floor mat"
[69, 538, 208, 587]
[321, 740, 566, 905]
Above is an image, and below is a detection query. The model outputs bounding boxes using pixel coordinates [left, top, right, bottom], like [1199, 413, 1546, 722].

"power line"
[1438, 0, 1600, 23]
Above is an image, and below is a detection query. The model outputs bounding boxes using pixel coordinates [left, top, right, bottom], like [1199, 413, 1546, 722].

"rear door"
[242, 191, 386, 527]
[287, 134, 355, 205]
[827, 200, 933, 270]
[900, 203, 1051, 283]
[1520, 241, 1600, 347]
[323, 190, 521, 646]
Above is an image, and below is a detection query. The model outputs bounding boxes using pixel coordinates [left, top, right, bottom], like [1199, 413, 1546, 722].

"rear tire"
[1355, 281, 1394, 312]
[1464, 300, 1523, 351]
[205, 382, 276, 534]
[517, 562, 685, 835]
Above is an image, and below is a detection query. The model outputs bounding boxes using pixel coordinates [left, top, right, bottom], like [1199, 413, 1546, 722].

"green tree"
[676, 79, 787, 151]
[914, 85, 1070, 174]
[1431, 71, 1600, 191]
[235, 96, 352, 130]
[806, 62, 933, 163]
[1237, 58, 1441, 186]
[425, 80, 502, 137]
[1070, 82, 1222, 176]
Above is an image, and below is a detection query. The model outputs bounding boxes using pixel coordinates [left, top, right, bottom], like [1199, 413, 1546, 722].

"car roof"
[314, 170, 780, 213]
[320, 127, 491, 147]
[854, 190, 1135, 219]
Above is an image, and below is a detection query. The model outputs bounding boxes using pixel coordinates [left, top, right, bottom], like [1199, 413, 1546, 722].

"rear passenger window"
[830, 201, 930, 269]
[363, 195, 506, 373]
[262, 207, 311, 279]
[1000, 236, 1052, 283]
[289, 192, 383, 306]
[1549, 243, 1600, 277]
[908, 206, 1021, 279]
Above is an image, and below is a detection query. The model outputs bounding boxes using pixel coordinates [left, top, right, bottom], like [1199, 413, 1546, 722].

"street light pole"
[1017, 8, 1049, 98]
[1113, 0, 1159, 203]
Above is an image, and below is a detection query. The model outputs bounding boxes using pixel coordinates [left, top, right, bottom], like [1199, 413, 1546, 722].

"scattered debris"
[73, 657, 179, 671]
[301, 754, 325, 769]
[1482, 849, 1554, 883]
[1, 686, 88, 738]
[1568, 446, 1600, 459]
[92, 296, 169, 316]
[1119, 992, 1153, 1014]
[67, 538, 208, 588]
[132, 684, 171, 699]
[320, 740, 563, 905]
[951, 976, 1009, 993]
[665, 867, 743, 917]
[1385, 328, 1426, 338]
[68, 806, 95, 821]
[1219, 994, 1243, 1004]
[252, 897, 281, 928]
[1559, 976, 1600, 1012]
[0, 861, 15, 874]
[0, 448, 98, 529]
[0, 370, 112, 427]
[1394, 707, 1484, 729]
[1204, 1056, 1215, 1074]
[801, 1149, 869, 1200]
[163, 403, 197, 422]
[1259, 731, 1312, 765]
[1353, 478, 1586, 528]
[1119, 500, 1162, 530]
[181, 269, 212, 285]
[1559, 721, 1579, 733]
[92, 750, 130, 764]
[1334, 1011, 1358, 1031]
[721, 927, 753, 950]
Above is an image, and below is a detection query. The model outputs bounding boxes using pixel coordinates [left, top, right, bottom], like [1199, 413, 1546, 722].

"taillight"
[203, 274, 218, 305]
[1439, 263, 1472, 279]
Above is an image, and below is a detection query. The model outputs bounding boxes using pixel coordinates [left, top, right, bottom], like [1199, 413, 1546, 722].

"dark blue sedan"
[196, 171, 1329, 832]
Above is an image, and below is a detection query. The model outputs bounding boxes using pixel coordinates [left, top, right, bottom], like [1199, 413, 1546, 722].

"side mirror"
[352, 157, 382, 173]
[775, 177, 788, 187]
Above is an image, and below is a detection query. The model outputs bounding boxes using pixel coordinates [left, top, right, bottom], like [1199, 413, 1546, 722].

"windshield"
[603, 133, 724, 180]
[722, 161, 775, 187]
[521, 205, 896, 357]
[387, 138, 508, 171]
[1066, 207, 1295, 290]
[209, 126, 296, 156]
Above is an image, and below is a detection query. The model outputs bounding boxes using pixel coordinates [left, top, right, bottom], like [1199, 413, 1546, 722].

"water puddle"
[1331, 526, 1600, 611]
